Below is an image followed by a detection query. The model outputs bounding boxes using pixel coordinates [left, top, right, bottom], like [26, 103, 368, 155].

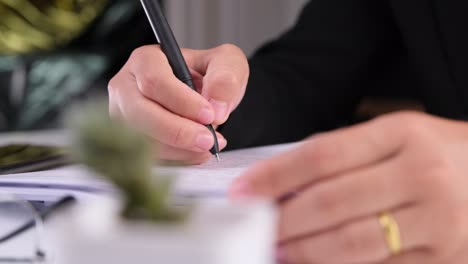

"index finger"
[128, 46, 216, 125]
[230, 115, 406, 199]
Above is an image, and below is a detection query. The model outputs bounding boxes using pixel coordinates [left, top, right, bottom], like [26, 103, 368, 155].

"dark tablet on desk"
[0, 144, 71, 175]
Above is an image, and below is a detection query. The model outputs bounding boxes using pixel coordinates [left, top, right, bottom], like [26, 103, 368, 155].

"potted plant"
[49, 105, 277, 264]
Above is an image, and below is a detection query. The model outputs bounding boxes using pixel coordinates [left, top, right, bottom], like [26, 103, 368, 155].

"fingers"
[156, 132, 228, 164]
[278, 159, 417, 241]
[185, 44, 249, 124]
[109, 44, 247, 163]
[127, 46, 216, 125]
[231, 116, 406, 199]
[278, 206, 428, 264]
[110, 73, 221, 153]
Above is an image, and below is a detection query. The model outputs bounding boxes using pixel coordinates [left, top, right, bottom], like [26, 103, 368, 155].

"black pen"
[140, 0, 220, 161]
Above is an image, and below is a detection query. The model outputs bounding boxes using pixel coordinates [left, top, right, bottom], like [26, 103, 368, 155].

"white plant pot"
[49, 197, 277, 264]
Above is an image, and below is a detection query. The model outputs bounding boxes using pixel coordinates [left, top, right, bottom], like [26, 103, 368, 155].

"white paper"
[0, 143, 297, 260]
[0, 166, 113, 202]
[0, 143, 298, 202]
[164, 143, 298, 198]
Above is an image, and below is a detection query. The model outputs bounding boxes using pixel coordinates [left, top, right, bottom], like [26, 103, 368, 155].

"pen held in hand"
[139, 0, 221, 161]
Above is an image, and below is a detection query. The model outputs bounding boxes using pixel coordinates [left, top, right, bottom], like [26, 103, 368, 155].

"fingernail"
[276, 247, 287, 262]
[229, 179, 252, 198]
[196, 133, 214, 150]
[210, 99, 228, 122]
[198, 107, 214, 124]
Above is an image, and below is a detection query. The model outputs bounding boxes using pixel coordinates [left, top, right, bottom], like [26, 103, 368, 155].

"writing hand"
[108, 44, 249, 164]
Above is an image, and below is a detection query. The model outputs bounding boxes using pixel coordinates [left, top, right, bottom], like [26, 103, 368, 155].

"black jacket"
[221, 0, 468, 149]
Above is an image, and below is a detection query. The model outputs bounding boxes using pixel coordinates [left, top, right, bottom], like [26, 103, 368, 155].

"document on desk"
[166, 143, 298, 198]
[0, 166, 112, 202]
[0, 143, 298, 201]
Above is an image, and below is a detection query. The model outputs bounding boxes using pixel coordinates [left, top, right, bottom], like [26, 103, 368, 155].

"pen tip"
[215, 153, 220, 162]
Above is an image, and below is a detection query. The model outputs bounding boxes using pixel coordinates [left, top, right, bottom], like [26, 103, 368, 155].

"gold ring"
[378, 212, 402, 255]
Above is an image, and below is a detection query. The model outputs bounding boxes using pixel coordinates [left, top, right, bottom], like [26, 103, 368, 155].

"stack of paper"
[0, 166, 111, 202]
[165, 143, 297, 198]
[0, 143, 298, 202]
[0, 130, 297, 263]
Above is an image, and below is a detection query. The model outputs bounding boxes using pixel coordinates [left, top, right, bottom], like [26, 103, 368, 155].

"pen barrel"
[140, 0, 194, 90]
[182, 78, 196, 90]
[206, 124, 219, 156]
[140, 0, 220, 156]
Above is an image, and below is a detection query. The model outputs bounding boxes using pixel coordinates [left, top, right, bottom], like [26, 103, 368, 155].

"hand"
[108, 44, 249, 164]
[230, 112, 468, 264]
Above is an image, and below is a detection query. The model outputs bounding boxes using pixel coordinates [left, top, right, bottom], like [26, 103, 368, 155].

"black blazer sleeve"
[220, 0, 401, 149]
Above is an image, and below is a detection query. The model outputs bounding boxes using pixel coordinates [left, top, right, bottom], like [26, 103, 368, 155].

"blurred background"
[167, 0, 308, 55]
[0, 0, 421, 133]
[0, 0, 306, 132]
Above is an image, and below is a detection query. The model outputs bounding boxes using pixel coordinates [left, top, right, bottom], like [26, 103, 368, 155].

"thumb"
[186, 44, 249, 125]
[203, 69, 246, 125]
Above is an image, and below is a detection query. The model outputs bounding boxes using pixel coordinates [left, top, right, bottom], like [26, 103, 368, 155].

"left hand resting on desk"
[230, 111, 468, 264]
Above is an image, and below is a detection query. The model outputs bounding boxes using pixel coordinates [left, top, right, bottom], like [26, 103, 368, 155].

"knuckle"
[338, 225, 373, 258]
[130, 45, 162, 60]
[313, 188, 341, 220]
[107, 76, 119, 95]
[373, 111, 435, 154]
[377, 111, 425, 124]
[378, 111, 429, 137]
[420, 157, 458, 196]
[138, 76, 159, 97]
[107, 77, 124, 115]
[170, 125, 191, 148]
[130, 46, 167, 72]
[339, 230, 362, 257]
[302, 137, 334, 174]
[256, 162, 282, 194]
[130, 46, 148, 61]
[216, 43, 242, 54]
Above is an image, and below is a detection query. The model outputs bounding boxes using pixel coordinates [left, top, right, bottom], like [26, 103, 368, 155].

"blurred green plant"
[69, 102, 186, 222]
